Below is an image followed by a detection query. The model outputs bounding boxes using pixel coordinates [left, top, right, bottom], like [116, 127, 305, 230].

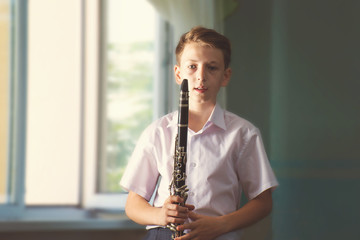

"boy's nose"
[197, 66, 206, 81]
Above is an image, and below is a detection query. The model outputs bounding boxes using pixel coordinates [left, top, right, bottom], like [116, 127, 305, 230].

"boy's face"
[174, 43, 231, 106]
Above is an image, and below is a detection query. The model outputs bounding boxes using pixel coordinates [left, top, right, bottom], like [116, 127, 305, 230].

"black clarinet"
[168, 79, 189, 239]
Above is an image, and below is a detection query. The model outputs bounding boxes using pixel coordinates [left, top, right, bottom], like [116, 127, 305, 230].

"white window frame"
[82, 0, 173, 210]
[0, 0, 27, 218]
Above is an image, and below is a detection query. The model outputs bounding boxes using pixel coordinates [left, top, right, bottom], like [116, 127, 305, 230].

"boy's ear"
[221, 67, 232, 87]
[174, 65, 182, 85]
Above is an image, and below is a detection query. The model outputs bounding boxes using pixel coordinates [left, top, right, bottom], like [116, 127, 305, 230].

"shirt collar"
[208, 103, 226, 131]
[167, 103, 226, 131]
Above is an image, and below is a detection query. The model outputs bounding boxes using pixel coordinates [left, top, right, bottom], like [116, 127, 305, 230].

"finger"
[166, 216, 186, 225]
[164, 195, 183, 205]
[166, 204, 190, 217]
[165, 196, 181, 205]
[175, 231, 194, 240]
[176, 222, 193, 231]
[169, 195, 184, 204]
[185, 204, 195, 211]
[167, 209, 188, 219]
[167, 203, 189, 214]
[188, 211, 200, 220]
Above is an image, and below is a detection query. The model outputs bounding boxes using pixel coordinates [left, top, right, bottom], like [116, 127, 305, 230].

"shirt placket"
[187, 131, 202, 202]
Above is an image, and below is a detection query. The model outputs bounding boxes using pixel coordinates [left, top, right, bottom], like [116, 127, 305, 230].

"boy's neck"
[188, 102, 215, 133]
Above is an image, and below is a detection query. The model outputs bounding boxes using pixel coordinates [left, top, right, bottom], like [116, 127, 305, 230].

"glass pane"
[0, 0, 11, 204]
[98, 0, 156, 193]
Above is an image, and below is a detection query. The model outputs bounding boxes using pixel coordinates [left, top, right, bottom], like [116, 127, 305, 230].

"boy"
[120, 26, 278, 240]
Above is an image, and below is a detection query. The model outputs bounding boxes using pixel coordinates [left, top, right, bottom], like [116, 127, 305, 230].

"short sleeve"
[238, 128, 278, 200]
[120, 124, 160, 201]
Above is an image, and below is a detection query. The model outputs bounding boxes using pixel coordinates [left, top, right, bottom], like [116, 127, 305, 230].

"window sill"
[0, 207, 143, 232]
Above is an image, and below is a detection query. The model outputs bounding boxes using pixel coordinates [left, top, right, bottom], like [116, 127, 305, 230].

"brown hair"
[175, 26, 231, 69]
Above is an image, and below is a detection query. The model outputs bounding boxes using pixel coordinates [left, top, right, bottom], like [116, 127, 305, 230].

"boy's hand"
[174, 189, 273, 239]
[174, 212, 224, 240]
[158, 195, 195, 226]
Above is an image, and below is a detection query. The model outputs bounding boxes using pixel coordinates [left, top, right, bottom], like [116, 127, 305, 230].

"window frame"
[0, 0, 28, 218]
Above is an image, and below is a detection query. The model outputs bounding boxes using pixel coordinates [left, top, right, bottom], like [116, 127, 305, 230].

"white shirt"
[120, 103, 278, 240]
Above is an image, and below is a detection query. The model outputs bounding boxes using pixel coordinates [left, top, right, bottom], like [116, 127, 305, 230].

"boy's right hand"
[158, 195, 195, 226]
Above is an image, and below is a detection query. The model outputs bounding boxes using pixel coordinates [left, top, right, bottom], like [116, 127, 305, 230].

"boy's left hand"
[175, 211, 224, 240]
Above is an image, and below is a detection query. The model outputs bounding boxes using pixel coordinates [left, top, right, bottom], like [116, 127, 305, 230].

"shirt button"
[190, 163, 197, 167]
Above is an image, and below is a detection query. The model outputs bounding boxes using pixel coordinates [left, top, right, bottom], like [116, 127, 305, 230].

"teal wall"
[225, 0, 360, 239]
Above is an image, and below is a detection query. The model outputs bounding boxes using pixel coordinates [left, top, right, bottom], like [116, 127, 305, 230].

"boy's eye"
[188, 65, 196, 69]
[208, 66, 217, 71]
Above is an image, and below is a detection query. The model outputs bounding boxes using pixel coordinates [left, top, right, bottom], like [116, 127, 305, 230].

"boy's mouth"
[194, 86, 208, 93]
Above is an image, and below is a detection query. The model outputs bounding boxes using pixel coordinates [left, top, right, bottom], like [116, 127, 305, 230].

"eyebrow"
[185, 60, 220, 65]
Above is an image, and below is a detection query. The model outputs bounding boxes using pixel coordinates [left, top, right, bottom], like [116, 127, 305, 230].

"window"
[83, 0, 173, 209]
[97, 0, 157, 193]
[0, 0, 172, 214]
